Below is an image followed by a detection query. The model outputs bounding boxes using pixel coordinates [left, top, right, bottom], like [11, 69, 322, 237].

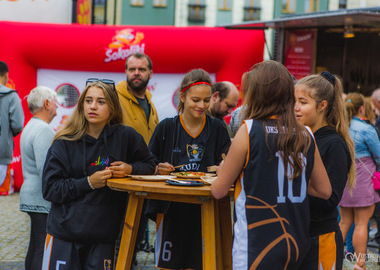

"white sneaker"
[369, 227, 378, 240]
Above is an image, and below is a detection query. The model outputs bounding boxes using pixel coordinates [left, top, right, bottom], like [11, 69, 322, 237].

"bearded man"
[116, 52, 159, 144]
[115, 53, 158, 267]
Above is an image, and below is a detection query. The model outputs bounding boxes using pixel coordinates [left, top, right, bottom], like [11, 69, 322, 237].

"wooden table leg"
[218, 196, 233, 270]
[201, 198, 217, 270]
[115, 193, 144, 270]
[214, 199, 224, 269]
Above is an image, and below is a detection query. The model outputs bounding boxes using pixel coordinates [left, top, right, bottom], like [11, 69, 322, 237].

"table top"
[107, 177, 216, 196]
[107, 177, 233, 197]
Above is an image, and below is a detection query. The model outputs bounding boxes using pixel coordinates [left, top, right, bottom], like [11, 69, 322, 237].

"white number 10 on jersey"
[276, 152, 307, 203]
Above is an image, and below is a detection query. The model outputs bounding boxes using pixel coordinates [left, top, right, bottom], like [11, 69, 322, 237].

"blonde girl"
[294, 72, 355, 270]
[42, 80, 155, 269]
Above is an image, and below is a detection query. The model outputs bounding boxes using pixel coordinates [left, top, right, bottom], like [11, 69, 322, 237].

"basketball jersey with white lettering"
[233, 119, 315, 270]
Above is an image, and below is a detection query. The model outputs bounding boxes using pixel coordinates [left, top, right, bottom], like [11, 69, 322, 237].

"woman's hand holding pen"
[156, 162, 174, 175]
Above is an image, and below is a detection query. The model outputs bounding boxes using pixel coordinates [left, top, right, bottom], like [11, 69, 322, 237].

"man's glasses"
[86, 78, 116, 90]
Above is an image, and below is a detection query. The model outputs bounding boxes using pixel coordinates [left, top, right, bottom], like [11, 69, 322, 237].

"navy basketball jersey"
[171, 114, 213, 172]
[152, 114, 230, 270]
[233, 119, 315, 270]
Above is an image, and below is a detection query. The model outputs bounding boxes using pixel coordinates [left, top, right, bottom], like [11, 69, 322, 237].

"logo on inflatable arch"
[6, 78, 16, 90]
[104, 28, 145, 63]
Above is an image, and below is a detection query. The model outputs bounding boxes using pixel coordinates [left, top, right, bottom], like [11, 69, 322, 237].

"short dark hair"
[212, 82, 230, 100]
[0, 61, 9, 77]
[125, 53, 152, 71]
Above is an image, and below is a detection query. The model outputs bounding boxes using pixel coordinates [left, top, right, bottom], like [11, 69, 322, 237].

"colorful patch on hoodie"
[91, 156, 110, 167]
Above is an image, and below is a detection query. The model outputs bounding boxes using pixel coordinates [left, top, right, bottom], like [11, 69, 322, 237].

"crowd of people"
[2, 53, 380, 270]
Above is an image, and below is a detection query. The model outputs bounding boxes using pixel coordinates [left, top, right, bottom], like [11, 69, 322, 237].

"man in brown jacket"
[116, 53, 158, 267]
[116, 52, 159, 145]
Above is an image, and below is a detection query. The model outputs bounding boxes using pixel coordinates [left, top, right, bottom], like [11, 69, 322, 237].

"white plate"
[200, 175, 217, 185]
[171, 172, 216, 179]
[130, 175, 176, 181]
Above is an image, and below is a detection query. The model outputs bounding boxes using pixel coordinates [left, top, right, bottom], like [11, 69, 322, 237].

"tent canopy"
[224, 7, 380, 30]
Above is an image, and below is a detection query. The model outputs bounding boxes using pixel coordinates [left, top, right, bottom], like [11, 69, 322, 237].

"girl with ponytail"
[339, 92, 380, 270]
[294, 72, 355, 270]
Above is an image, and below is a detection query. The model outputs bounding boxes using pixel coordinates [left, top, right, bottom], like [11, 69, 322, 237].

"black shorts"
[298, 230, 343, 270]
[42, 234, 115, 270]
[155, 202, 202, 270]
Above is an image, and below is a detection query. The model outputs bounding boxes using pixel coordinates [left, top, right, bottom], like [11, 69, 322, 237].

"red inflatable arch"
[0, 21, 264, 190]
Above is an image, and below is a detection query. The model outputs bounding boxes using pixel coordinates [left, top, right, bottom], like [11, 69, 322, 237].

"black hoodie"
[309, 126, 351, 236]
[42, 124, 156, 243]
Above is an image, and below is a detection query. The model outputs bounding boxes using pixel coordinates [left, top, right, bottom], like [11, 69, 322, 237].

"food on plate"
[176, 172, 206, 177]
[171, 171, 216, 179]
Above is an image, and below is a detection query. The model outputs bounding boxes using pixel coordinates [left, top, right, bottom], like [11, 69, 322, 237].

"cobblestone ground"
[0, 193, 29, 270]
[1, 193, 380, 269]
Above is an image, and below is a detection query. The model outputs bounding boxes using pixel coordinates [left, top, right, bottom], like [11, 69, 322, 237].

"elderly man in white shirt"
[20, 86, 57, 270]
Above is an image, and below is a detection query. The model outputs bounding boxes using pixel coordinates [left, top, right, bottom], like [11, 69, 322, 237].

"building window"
[218, 0, 232, 10]
[339, 0, 347, 9]
[131, 0, 144, 6]
[188, 0, 206, 23]
[153, 0, 167, 7]
[93, 0, 107, 24]
[244, 0, 261, 21]
[282, 0, 296, 13]
[304, 0, 318, 12]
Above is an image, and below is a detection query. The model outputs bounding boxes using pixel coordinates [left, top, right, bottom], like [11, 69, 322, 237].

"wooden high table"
[107, 178, 233, 270]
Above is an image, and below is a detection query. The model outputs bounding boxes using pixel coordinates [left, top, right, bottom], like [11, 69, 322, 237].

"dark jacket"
[42, 124, 156, 243]
[309, 126, 351, 236]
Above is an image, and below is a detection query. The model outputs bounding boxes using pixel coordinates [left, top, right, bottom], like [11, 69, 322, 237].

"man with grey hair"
[0, 60, 24, 195]
[207, 81, 239, 137]
[20, 86, 57, 270]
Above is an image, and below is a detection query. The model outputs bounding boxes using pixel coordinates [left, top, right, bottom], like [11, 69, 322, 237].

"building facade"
[2, 0, 380, 26]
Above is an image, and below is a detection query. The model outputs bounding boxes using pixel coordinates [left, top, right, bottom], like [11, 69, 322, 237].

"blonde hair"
[364, 96, 376, 124]
[296, 74, 356, 189]
[54, 81, 123, 142]
[345, 92, 364, 125]
[243, 60, 311, 179]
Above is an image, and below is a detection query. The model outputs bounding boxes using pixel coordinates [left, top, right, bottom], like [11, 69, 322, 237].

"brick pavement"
[0, 193, 29, 270]
[1, 193, 380, 269]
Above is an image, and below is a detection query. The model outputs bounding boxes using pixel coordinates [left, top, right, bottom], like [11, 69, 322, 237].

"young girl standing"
[339, 92, 380, 270]
[42, 80, 155, 269]
[147, 69, 231, 269]
[211, 61, 331, 270]
[294, 72, 355, 270]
